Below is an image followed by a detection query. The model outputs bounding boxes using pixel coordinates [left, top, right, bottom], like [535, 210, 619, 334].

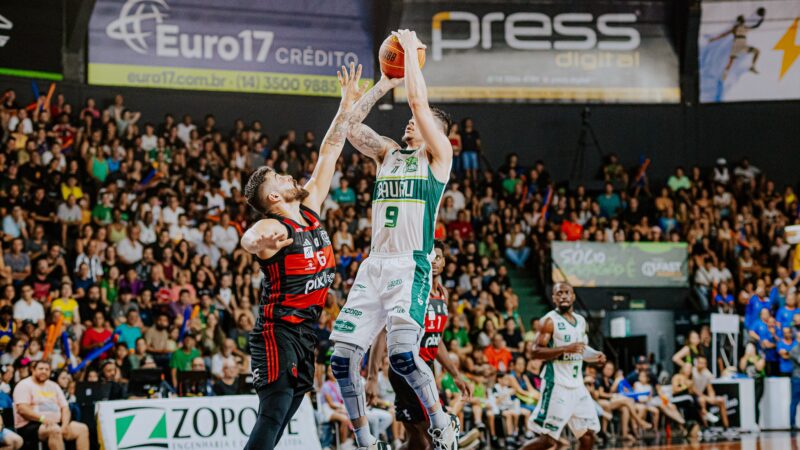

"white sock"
[429, 407, 449, 430]
[354, 426, 375, 447]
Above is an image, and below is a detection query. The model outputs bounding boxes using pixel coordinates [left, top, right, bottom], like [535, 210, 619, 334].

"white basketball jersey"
[541, 310, 588, 388]
[371, 146, 447, 255]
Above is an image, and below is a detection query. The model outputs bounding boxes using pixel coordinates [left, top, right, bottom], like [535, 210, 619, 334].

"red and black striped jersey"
[419, 284, 449, 364]
[255, 205, 335, 327]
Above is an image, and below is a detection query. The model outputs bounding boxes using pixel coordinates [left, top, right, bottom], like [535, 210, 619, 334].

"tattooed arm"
[346, 76, 403, 162]
[303, 63, 366, 213]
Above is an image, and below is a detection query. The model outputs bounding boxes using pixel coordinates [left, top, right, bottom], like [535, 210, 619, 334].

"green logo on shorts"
[545, 423, 559, 431]
[341, 308, 362, 317]
[334, 320, 356, 333]
[354, 283, 367, 290]
[387, 279, 403, 289]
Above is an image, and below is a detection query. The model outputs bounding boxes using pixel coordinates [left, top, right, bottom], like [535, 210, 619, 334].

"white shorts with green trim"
[530, 382, 600, 440]
[330, 251, 432, 350]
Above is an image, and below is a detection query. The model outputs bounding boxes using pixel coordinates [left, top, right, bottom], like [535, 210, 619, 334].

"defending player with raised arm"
[521, 282, 606, 450]
[240, 63, 367, 258]
[240, 64, 368, 450]
[330, 29, 458, 450]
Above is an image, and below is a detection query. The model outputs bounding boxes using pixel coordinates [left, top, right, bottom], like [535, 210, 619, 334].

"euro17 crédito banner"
[88, 0, 373, 96]
[699, 0, 800, 102]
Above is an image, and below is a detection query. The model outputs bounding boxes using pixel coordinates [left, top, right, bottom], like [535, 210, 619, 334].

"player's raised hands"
[391, 29, 426, 52]
[338, 62, 368, 107]
[254, 231, 294, 252]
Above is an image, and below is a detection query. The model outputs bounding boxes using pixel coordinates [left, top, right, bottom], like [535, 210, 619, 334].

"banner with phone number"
[88, 0, 374, 96]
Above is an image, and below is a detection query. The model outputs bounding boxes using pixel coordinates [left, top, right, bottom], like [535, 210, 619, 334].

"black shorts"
[17, 422, 41, 441]
[248, 321, 316, 394]
[388, 363, 437, 424]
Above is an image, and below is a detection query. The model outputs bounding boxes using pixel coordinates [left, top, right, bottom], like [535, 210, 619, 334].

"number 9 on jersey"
[385, 206, 399, 228]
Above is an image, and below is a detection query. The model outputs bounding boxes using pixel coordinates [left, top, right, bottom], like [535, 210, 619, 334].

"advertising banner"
[0, 0, 63, 80]
[699, 0, 800, 102]
[96, 395, 321, 450]
[711, 381, 741, 427]
[395, 0, 680, 103]
[552, 242, 688, 288]
[88, 0, 373, 96]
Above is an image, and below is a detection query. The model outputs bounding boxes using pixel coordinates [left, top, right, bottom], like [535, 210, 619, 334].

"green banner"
[552, 242, 688, 288]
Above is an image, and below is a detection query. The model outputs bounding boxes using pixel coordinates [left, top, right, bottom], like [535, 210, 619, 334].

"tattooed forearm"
[347, 123, 385, 158]
[350, 81, 392, 125]
[322, 110, 352, 148]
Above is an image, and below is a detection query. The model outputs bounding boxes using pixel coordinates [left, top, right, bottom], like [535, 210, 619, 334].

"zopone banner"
[96, 395, 321, 450]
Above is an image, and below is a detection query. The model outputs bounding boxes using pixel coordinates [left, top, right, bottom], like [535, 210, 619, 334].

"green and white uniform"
[530, 310, 600, 439]
[331, 146, 448, 349]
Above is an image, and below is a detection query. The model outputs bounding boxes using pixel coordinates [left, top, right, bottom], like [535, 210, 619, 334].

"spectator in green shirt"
[667, 166, 691, 193]
[501, 169, 522, 195]
[597, 182, 622, 218]
[92, 192, 114, 226]
[331, 178, 356, 206]
[170, 334, 200, 386]
[115, 310, 143, 349]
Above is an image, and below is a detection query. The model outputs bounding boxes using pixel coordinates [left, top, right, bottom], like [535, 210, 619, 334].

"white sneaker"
[704, 411, 720, 423]
[430, 414, 460, 450]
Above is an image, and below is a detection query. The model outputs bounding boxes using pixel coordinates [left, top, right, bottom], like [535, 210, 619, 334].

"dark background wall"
[2, 76, 795, 187]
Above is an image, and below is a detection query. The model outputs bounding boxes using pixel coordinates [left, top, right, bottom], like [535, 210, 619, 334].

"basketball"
[379, 34, 425, 79]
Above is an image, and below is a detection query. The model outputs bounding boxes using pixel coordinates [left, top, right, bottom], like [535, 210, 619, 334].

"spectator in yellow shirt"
[51, 283, 80, 326]
[60, 175, 84, 201]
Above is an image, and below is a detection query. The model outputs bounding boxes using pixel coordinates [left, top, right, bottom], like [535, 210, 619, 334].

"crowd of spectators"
[0, 86, 798, 449]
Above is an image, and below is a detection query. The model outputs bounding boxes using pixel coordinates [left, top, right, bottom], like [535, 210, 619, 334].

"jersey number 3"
[385, 206, 399, 228]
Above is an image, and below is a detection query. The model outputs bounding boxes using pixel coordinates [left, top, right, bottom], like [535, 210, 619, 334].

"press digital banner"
[0, 0, 63, 80]
[394, 0, 680, 103]
[552, 242, 688, 288]
[96, 395, 321, 450]
[699, 0, 800, 102]
[88, 0, 373, 96]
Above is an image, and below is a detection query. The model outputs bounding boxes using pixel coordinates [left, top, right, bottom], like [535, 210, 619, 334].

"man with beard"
[240, 64, 367, 450]
[144, 313, 172, 368]
[13, 360, 90, 450]
[521, 282, 606, 450]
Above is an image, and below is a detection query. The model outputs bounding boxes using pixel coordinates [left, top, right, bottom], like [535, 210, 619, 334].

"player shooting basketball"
[329, 29, 458, 450]
[710, 8, 766, 80]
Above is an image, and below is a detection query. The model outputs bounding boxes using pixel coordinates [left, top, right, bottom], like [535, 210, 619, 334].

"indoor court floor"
[605, 432, 798, 450]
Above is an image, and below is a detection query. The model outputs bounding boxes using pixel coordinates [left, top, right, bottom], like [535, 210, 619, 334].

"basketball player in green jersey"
[329, 29, 458, 450]
[521, 282, 607, 450]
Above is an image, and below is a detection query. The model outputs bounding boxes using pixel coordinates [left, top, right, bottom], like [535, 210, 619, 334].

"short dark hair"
[430, 107, 452, 134]
[33, 360, 50, 370]
[244, 166, 275, 215]
[434, 239, 445, 253]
